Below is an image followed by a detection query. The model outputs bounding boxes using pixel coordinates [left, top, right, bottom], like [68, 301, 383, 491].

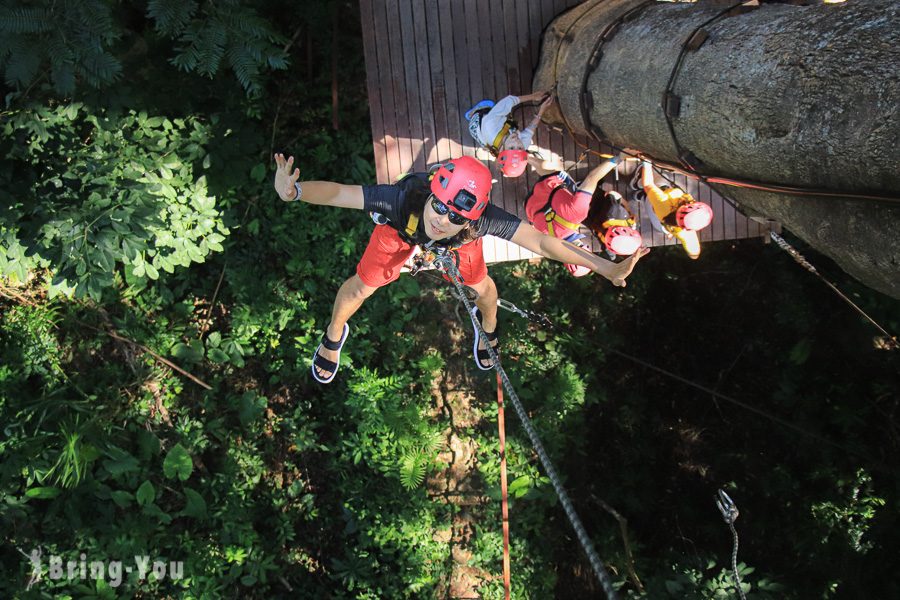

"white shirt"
[478, 95, 535, 149]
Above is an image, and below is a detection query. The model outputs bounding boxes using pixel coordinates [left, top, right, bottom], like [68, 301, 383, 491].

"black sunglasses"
[430, 196, 470, 226]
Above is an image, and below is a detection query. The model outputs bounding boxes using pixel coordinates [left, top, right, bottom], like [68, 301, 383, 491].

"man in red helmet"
[465, 92, 554, 177]
[639, 161, 714, 259]
[524, 155, 643, 276]
[274, 153, 647, 383]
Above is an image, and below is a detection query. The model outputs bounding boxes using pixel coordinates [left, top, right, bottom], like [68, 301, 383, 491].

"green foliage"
[162, 443, 193, 481]
[149, 0, 288, 97]
[1, 104, 228, 300]
[810, 468, 885, 553]
[0, 0, 287, 99]
[0, 0, 121, 96]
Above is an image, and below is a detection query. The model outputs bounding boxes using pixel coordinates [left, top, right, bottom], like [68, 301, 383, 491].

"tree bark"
[535, 0, 900, 298]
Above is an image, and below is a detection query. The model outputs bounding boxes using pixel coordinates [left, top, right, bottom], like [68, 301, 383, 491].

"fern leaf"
[4, 40, 42, 88]
[195, 21, 227, 77]
[77, 46, 122, 88]
[146, 0, 197, 36]
[0, 7, 53, 34]
[399, 450, 426, 490]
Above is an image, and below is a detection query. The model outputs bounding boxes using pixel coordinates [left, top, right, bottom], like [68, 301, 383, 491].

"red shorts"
[356, 225, 488, 288]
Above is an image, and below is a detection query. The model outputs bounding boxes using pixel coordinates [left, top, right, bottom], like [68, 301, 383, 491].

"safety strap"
[404, 213, 419, 239]
[545, 208, 583, 239]
[496, 373, 511, 600]
[601, 217, 636, 229]
[482, 117, 518, 157]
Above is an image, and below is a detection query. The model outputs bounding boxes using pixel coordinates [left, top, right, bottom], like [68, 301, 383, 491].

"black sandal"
[311, 324, 349, 384]
[470, 307, 499, 371]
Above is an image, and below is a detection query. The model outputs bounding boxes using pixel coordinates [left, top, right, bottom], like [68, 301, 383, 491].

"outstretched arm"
[578, 157, 618, 195]
[523, 93, 555, 136]
[518, 90, 550, 104]
[510, 222, 648, 287]
[273, 153, 364, 209]
[641, 160, 656, 191]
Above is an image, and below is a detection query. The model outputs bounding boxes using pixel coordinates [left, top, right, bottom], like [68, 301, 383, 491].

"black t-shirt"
[362, 183, 521, 245]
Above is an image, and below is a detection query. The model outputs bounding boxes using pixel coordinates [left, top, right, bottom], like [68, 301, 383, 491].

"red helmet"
[497, 149, 528, 177]
[430, 156, 492, 220]
[604, 226, 642, 256]
[675, 201, 713, 231]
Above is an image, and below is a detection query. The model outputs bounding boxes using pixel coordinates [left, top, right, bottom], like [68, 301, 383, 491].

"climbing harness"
[433, 254, 621, 600]
[716, 489, 747, 600]
[496, 373, 512, 600]
[768, 232, 898, 350]
[467, 105, 518, 157]
[531, 172, 587, 240]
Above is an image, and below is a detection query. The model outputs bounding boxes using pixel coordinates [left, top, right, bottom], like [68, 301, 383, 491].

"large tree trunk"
[534, 0, 900, 298]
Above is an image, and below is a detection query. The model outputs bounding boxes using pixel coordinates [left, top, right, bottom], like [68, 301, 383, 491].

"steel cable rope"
[432, 254, 621, 600]
[768, 231, 898, 350]
[482, 293, 881, 466]
[716, 490, 747, 600]
[645, 163, 899, 349]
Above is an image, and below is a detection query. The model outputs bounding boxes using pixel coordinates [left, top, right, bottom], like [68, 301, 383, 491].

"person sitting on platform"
[465, 91, 554, 177]
[524, 154, 642, 276]
[273, 153, 648, 383]
[639, 160, 713, 259]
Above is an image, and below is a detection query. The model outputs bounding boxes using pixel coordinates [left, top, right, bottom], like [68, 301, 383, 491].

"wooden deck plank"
[423, 0, 450, 164]
[436, 0, 465, 161]
[399, 0, 428, 172]
[385, 0, 415, 174]
[409, 0, 438, 168]
[371, 0, 401, 183]
[360, 0, 390, 185]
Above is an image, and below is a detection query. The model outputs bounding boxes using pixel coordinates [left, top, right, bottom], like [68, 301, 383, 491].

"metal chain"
[434, 255, 620, 600]
[769, 232, 898, 350]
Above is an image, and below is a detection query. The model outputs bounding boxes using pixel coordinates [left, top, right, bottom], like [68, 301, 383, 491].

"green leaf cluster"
[1, 104, 228, 300]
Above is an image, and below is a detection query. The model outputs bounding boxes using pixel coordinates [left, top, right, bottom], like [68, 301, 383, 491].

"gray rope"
[716, 490, 747, 600]
[434, 255, 620, 600]
[769, 232, 898, 349]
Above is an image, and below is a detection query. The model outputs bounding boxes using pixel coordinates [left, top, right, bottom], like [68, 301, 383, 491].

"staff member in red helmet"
[465, 91, 554, 177]
[274, 153, 648, 383]
[524, 155, 642, 276]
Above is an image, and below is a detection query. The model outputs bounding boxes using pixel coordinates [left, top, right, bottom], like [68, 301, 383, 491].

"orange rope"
[497, 372, 511, 600]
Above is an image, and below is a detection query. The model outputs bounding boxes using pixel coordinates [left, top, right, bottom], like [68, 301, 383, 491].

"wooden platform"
[359, 0, 776, 264]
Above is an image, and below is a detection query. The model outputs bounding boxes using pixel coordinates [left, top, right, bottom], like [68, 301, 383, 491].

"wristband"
[292, 181, 303, 202]
[609, 156, 619, 165]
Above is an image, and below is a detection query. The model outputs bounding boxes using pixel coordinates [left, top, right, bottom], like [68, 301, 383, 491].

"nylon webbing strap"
[660, 2, 747, 171]
[434, 256, 620, 600]
[578, 0, 655, 146]
[769, 232, 898, 349]
[497, 373, 511, 600]
[552, 0, 611, 138]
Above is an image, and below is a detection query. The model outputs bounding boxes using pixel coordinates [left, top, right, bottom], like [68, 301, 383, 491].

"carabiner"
[716, 489, 739, 525]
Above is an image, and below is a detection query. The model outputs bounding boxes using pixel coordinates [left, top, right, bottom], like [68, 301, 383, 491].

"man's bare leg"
[468, 275, 499, 367]
[314, 274, 378, 380]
